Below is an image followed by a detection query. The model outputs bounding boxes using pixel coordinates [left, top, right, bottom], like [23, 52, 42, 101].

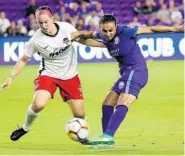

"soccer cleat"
[10, 127, 28, 141]
[79, 138, 90, 145]
[88, 134, 114, 145]
[89, 144, 114, 149]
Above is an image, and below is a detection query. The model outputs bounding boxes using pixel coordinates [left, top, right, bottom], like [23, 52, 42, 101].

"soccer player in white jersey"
[0, 6, 92, 143]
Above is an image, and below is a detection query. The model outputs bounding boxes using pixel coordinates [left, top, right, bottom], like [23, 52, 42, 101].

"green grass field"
[0, 61, 184, 155]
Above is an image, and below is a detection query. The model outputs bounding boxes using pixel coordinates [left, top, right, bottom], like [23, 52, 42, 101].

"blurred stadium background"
[0, 0, 184, 36]
[0, 0, 184, 155]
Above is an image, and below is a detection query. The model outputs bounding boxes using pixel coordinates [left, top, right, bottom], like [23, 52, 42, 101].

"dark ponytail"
[99, 14, 117, 25]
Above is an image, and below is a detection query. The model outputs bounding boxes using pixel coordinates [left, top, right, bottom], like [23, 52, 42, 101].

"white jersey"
[24, 22, 78, 80]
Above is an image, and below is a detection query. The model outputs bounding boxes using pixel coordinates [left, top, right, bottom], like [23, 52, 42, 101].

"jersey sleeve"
[64, 22, 77, 33]
[24, 41, 36, 57]
[62, 22, 78, 42]
[122, 25, 138, 37]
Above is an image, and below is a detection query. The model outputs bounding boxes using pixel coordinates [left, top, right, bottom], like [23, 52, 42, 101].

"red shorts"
[34, 75, 83, 101]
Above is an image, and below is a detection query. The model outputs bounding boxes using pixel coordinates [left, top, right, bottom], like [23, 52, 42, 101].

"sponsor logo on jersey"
[49, 45, 70, 58]
[114, 36, 120, 44]
[109, 48, 119, 57]
[118, 81, 125, 89]
[63, 38, 70, 45]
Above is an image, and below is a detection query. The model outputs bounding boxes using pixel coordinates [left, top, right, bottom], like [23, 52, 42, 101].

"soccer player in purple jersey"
[80, 14, 184, 146]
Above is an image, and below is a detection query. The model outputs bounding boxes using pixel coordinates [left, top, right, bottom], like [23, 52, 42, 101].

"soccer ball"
[65, 118, 89, 141]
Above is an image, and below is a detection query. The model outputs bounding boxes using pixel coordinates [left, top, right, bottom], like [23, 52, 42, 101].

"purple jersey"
[95, 25, 147, 75]
[95, 25, 148, 97]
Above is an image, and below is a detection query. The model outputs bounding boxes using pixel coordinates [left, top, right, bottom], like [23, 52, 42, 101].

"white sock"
[22, 105, 39, 131]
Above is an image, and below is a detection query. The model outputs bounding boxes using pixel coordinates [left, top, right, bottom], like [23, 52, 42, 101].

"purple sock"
[105, 105, 128, 136]
[102, 105, 114, 133]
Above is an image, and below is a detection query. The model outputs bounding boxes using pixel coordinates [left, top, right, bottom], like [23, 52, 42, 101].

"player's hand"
[174, 25, 184, 32]
[81, 31, 94, 39]
[101, 10, 104, 16]
[0, 76, 13, 92]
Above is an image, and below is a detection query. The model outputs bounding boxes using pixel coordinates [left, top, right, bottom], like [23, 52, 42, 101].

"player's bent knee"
[117, 93, 136, 107]
[32, 97, 49, 112]
[31, 101, 46, 113]
[31, 90, 51, 112]
[103, 91, 119, 106]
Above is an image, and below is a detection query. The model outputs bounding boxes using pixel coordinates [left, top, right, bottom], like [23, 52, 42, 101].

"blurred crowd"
[0, 0, 101, 37]
[131, 0, 184, 26]
[0, 0, 184, 37]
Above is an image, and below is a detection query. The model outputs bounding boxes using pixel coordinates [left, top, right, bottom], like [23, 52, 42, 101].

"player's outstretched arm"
[0, 55, 30, 91]
[76, 31, 106, 47]
[71, 31, 94, 41]
[137, 25, 184, 34]
[70, 30, 106, 47]
[78, 38, 106, 47]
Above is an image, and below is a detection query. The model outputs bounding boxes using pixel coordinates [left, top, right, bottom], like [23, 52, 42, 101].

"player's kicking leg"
[89, 69, 148, 147]
[10, 90, 51, 141]
[86, 91, 118, 146]
[88, 93, 136, 146]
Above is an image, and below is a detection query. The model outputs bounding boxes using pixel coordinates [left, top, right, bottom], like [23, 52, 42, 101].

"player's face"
[100, 22, 117, 41]
[36, 14, 54, 34]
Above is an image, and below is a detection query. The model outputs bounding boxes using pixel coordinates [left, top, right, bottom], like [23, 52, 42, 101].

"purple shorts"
[112, 68, 148, 98]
